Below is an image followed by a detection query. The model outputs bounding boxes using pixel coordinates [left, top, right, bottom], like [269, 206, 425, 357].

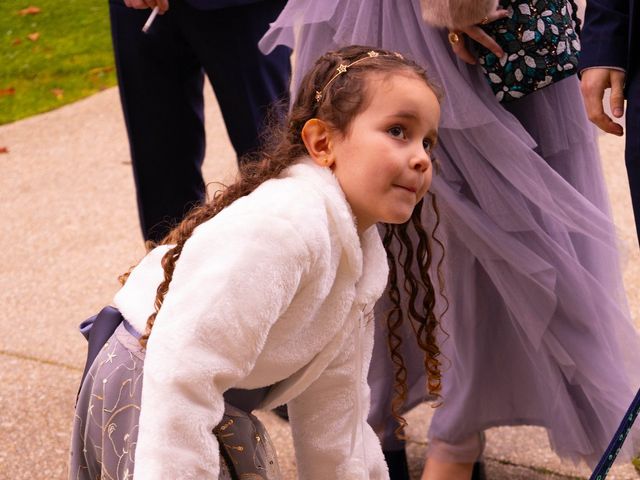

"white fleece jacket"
[420, 0, 499, 28]
[114, 159, 390, 479]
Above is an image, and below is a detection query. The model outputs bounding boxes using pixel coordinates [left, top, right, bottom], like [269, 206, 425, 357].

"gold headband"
[315, 50, 405, 103]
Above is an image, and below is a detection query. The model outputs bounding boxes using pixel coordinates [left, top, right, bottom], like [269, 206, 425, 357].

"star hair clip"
[315, 50, 404, 103]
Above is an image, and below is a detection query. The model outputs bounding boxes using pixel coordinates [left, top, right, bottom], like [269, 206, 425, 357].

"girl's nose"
[411, 146, 431, 172]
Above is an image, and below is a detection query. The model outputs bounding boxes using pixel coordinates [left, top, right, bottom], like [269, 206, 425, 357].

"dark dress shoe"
[472, 461, 487, 480]
[384, 449, 411, 480]
[272, 404, 289, 421]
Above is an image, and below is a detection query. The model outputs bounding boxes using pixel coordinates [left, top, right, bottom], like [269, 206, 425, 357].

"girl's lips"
[395, 184, 418, 193]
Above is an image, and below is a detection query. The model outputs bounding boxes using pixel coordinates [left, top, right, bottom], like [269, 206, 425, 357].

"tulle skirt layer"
[261, 0, 640, 466]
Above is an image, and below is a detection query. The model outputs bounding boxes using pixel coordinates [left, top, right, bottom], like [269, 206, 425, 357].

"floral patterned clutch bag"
[475, 0, 581, 103]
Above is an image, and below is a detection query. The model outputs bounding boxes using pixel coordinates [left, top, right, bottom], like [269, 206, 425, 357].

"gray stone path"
[0, 85, 638, 479]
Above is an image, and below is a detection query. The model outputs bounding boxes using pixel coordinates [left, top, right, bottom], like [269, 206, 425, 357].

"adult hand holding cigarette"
[120, 0, 169, 33]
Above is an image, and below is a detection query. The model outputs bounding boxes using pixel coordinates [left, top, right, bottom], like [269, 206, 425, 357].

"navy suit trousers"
[625, 71, 640, 242]
[108, 0, 291, 242]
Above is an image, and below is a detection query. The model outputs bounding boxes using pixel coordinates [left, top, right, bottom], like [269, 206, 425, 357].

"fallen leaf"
[27, 32, 40, 42]
[0, 88, 16, 97]
[0, 147, 8, 154]
[88, 66, 115, 76]
[11, 38, 22, 46]
[51, 88, 64, 100]
[19, 6, 41, 15]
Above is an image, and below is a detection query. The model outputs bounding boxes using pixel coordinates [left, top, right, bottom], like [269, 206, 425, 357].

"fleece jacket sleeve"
[286, 320, 389, 480]
[132, 213, 312, 479]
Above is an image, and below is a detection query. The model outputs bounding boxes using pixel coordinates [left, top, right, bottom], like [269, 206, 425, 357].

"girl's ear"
[301, 118, 335, 168]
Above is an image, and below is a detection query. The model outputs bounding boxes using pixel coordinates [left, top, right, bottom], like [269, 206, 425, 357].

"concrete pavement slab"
[0, 86, 238, 368]
[0, 354, 78, 479]
[402, 404, 639, 480]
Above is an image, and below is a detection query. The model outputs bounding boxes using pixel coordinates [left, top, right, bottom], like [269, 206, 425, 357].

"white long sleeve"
[287, 318, 388, 480]
[132, 214, 313, 479]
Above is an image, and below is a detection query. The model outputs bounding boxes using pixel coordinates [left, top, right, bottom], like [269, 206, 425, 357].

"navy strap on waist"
[78, 306, 124, 393]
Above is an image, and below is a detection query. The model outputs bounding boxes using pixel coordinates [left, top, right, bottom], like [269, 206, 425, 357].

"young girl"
[69, 45, 443, 479]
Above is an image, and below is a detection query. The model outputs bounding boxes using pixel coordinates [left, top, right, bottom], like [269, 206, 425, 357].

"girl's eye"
[423, 139, 434, 153]
[388, 126, 406, 139]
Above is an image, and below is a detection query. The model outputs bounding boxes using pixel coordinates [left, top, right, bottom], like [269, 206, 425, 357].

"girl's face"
[330, 72, 440, 233]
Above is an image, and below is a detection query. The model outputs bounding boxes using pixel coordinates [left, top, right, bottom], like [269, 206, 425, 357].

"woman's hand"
[124, 0, 169, 14]
[447, 9, 509, 64]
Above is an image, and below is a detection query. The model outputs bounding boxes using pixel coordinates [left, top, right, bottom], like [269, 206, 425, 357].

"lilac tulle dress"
[261, 0, 640, 467]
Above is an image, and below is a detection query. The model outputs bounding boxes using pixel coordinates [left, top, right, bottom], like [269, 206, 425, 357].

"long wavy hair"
[124, 44, 446, 432]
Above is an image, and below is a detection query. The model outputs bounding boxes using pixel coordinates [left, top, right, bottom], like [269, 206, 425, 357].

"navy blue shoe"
[273, 404, 289, 421]
[384, 449, 410, 480]
[472, 461, 486, 480]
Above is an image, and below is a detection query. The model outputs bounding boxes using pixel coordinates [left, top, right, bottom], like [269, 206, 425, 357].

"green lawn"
[0, 1, 116, 125]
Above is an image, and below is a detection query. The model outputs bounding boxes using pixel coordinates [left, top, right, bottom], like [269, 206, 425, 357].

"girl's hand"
[124, 0, 169, 13]
[447, 9, 509, 65]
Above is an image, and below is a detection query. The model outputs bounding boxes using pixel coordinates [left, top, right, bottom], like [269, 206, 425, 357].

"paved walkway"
[0, 85, 638, 479]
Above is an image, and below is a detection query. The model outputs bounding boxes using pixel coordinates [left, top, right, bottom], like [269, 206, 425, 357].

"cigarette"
[142, 6, 159, 33]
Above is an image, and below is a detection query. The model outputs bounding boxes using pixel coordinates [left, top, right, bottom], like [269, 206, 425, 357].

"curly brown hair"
[128, 44, 446, 432]
[382, 193, 447, 437]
